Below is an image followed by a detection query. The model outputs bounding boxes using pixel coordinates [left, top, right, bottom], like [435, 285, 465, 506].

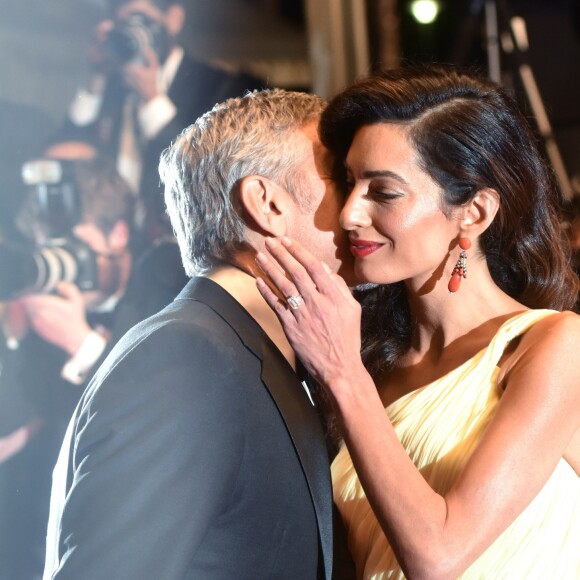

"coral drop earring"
[448, 237, 471, 293]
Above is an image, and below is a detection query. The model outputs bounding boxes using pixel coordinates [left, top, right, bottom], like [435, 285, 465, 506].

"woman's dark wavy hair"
[320, 64, 580, 376]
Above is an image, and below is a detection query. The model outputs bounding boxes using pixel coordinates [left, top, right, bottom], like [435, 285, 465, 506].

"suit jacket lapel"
[177, 277, 333, 580]
[260, 339, 334, 580]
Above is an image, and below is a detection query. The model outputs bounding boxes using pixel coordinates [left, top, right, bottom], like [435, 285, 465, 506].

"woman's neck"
[403, 260, 526, 360]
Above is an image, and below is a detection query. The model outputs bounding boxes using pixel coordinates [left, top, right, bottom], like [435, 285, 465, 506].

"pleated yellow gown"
[332, 310, 580, 579]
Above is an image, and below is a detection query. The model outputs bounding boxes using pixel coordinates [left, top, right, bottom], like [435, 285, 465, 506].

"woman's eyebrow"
[344, 165, 409, 185]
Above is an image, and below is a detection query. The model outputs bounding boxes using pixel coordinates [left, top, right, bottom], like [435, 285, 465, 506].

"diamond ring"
[286, 294, 303, 310]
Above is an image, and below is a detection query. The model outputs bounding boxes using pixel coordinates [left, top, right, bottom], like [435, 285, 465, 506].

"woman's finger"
[264, 237, 336, 301]
[255, 242, 289, 282]
[325, 267, 354, 302]
[280, 237, 340, 297]
[263, 237, 317, 298]
[255, 277, 299, 324]
[255, 250, 302, 306]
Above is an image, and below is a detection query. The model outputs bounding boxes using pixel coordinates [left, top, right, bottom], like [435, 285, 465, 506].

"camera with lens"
[0, 159, 99, 301]
[102, 12, 170, 67]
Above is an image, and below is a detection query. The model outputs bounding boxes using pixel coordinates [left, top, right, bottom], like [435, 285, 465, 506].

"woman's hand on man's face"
[255, 236, 363, 389]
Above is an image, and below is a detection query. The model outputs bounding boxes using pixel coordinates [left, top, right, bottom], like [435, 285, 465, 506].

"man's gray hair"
[159, 88, 325, 276]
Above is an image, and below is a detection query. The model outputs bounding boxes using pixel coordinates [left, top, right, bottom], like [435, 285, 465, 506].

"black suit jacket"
[44, 277, 334, 579]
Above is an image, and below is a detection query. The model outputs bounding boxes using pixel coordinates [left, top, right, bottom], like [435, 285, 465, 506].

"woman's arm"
[256, 237, 580, 580]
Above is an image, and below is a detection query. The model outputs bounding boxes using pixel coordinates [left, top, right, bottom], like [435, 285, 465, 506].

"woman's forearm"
[329, 369, 462, 580]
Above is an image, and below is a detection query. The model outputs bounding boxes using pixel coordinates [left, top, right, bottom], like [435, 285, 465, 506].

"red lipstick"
[349, 240, 383, 258]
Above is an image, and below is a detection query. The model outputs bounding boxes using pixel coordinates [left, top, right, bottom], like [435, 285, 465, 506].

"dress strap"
[484, 309, 559, 368]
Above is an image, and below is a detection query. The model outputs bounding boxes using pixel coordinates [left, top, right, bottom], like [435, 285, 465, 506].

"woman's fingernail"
[265, 237, 277, 248]
[281, 236, 292, 247]
[256, 277, 266, 288]
[256, 252, 268, 264]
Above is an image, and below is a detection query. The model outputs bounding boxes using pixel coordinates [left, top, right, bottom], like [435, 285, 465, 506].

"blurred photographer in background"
[61, 0, 264, 240]
[0, 154, 186, 579]
[1, 156, 134, 382]
[0, 156, 133, 579]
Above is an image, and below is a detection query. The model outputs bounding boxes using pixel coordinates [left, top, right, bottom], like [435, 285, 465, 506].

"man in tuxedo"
[44, 89, 355, 579]
[63, 0, 264, 239]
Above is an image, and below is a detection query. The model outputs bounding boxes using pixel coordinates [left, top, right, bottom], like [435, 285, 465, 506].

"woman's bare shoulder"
[519, 310, 580, 355]
[497, 311, 580, 408]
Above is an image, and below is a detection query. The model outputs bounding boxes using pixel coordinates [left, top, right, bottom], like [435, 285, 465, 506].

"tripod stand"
[457, 0, 574, 200]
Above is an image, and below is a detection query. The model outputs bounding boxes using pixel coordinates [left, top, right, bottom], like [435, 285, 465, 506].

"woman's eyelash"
[370, 190, 399, 200]
[342, 180, 401, 201]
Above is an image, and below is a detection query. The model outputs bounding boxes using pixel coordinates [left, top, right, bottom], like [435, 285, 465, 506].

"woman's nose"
[340, 189, 371, 231]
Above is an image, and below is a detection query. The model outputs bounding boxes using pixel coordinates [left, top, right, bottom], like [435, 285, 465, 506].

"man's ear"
[165, 4, 186, 37]
[107, 220, 130, 253]
[238, 175, 288, 237]
[460, 188, 500, 238]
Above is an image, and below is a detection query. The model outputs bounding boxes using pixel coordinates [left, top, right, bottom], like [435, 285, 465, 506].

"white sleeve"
[60, 329, 108, 385]
[138, 94, 177, 140]
[69, 89, 104, 127]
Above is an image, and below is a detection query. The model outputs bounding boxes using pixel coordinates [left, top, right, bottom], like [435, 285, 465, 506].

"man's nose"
[340, 189, 371, 230]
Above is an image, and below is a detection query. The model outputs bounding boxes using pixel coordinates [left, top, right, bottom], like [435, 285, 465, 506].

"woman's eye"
[371, 190, 399, 201]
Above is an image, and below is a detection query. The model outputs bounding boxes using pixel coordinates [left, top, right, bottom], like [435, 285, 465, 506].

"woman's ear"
[460, 188, 500, 237]
[238, 175, 288, 237]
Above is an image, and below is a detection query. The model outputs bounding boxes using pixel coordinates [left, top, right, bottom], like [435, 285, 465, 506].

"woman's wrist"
[323, 361, 376, 410]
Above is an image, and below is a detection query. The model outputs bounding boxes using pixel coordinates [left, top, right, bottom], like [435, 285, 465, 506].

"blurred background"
[0, 0, 579, 224]
[0, 0, 579, 236]
[0, 3, 579, 578]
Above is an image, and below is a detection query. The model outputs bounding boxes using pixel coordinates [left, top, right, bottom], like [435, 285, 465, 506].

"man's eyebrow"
[344, 166, 409, 185]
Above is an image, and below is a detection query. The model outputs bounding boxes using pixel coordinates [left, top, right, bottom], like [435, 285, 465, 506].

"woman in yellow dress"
[256, 65, 580, 579]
